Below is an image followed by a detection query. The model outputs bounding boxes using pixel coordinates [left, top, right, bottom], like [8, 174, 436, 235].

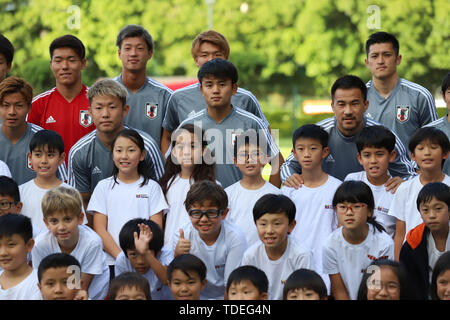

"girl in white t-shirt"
[89, 129, 168, 267]
[322, 181, 394, 300]
[159, 124, 216, 247]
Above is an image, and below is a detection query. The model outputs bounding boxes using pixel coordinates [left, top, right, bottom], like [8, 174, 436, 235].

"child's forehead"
[41, 266, 71, 279]
[190, 199, 219, 209]
[172, 268, 201, 281]
[236, 143, 262, 152]
[229, 279, 258, 289]
[360, 145, 389, 152]
[46, 210, 78, 218]
[31, 144, 58, 153]
[0, 233, 26, 243]
[257, 211, 289, 221]
[294, 137, 323, 147]
[0, 194, 15, 201]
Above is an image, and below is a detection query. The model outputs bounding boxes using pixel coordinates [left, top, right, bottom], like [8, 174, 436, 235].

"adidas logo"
[46, 116, 56, 124]
[366, 113, 373, 119]
[92, 166, 102, 175]
[187, 110, 196, 118]
[325, 154, 335, 163]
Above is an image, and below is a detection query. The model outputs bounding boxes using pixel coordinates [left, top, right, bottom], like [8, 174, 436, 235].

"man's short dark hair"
[365, 31, 400, 57]
[184, 180, 228, 212]
[356, 125, 396, 153]
[0, 175, 20, 202]
[50, 35, 85, 60]
[38, 253, 81, 283]
[29, 130, 65, 155]
[167, 254, 207, 282]
[416, 182, 450, 211]
[253, 194, 296, 224]
[198, 58, 238, 85]
[116, 25, 154, 52]
[226, 265, 268, 295]
[442, 72, 450, 95]
[331, 75, 367, 102]
[0, 34, 14, 65]
[292, 124, 329, 149]
[0, 213, 32, 243]
[119, 218, 164, 257]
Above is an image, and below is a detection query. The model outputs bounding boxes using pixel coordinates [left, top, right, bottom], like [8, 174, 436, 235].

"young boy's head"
[0, 213, 33, 272]
[233, 129, 269, 177]
[107, 272, 151, 300]
[167, 254, 207, 300]
[0, 176, 22, 215]
[119, 218, 164, 274]
[408, 127, 450, 170]
[253, 194, 296, 249]
[292, 124, 330, 171]
[41, 186, 84, 244]
[37, 253, 82, 300]
[417, 182, 450, 234]
[283, 269, 328, 300]
[28, 130, 65, 177]
[441, 72, 450, 110]
[184, 180, 228, 240]
[226, 265, 268, 300]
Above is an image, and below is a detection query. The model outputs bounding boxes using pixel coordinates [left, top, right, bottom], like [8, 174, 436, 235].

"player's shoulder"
[399, 78, 433, 98]
[146, 77, 173, 94]
[172, 83, 199, 96]
[235, 87, 259, 102]
[316, 116, 336, 131]
[233, 107, 266, 127]
[178, 109, 207, 126]
[32, 87, 56, 103]
[29, 122, 44, 133]
[423, 117, 446, 128]
[69, 130, 97, 153]
[326, 174, 344, 186]
[287, 236, 312, 258]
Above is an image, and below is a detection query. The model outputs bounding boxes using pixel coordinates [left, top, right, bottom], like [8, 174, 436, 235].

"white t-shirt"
[241, 236, 313, 300]
[0, 269, 41, 300]
[322, 224, 394, 300]
[281, 175, 342, 292]
[388, 174, 450, 241]
[19, 179, 87, 235]
[87, 176, 168, 265]
[0, 160, 11, 177]
[115, 247, 174, 300]
[31, 224, 110, 300]
[427, 229, 450, 282]
[345, 171, 397, 238]
[226, 181, 281, 247]
[170, 220, 247, 300]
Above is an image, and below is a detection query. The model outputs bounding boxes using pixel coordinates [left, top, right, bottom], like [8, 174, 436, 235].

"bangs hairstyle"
[431, 251, 450, 300]
[198, 58, 238, 84]
[408, 127, 450, 163]
[87, 79, 128, 107]
[0, 175, 20, 202]
[233, 129, 268, 158]
[49, 34, 85, 60]
[292, 124, 328, 149]
[0, 213, 32, 243]
[331, 75, 367, 102]
[159, 124, 215, 198]
[416, 182, 450, 211]
[0, 76, 33, 106]
[365, 31, 399, 57]
[119, 218, 163, 257]
[253, 194, 296, 224]
[0, 34, 14, 65]
[111, 129, 149, 188]
[356, 125, 396, 153]
[29, 130, 64, 154]
[282, 269, 327, 300]
[332, 181, 385, 233]
[226, 265, 268, 295]
[442, 72, 450, 95]
[191, 30, 230, 60]
[38, 253, 81, 283]
[41, 186, 82, 219]
[116, 24, 154, 52]
[184, 180, 228, 212]
[167, 254, 207, 282]
[107, 272, 151, 300]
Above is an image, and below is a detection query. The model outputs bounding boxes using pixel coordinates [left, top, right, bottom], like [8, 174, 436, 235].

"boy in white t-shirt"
[281, 124, 341, 292]
[345, 125, 398, 238]
[389, 127, 450, 260]
[32, 186, 109, 300]
[19, 130, 86, 235]
[171, 180, 247, 300]
[226, 130, 281, 247]
[0, 214, 41, 300]
[241, 193, 313, 300]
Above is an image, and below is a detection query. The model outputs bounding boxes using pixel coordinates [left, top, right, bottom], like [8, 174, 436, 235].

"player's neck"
[179, 166, 194, 179]
[366, 172, 390, 186]
[0, 263, 32, 289]
[97, 125, 124, 150]
[1, 122, 28, 144]
[34, 176, 62, 189]
[56, 81, 83, 103]
[199, 227, 221, 246]
[207, 104, 232, 123]
[419, 169, 445, 185]
[302, 167, 328, 188]
[265, 237, 288, 261]
[117, 170, 141, 184]
[240, 174, 265, 190]
[372, 74, 399, 99]
[431, 227, 449, 252]
[342, 224, 369, 245]
[121, 70, 147, 94]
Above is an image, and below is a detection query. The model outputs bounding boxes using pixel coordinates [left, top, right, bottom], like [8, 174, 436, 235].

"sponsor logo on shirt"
[136, 194, 149, 198]
[377, 206, 389, 214]
[366, 112, 373, 119]
[46, 116, 56, 124]
[396, 105, 410, 123]
[145, 103, 158, 119]
[325, 154, 335, 163]
[324, 204, 333, 209]
[92, 166, 102, 175]
[367, 254, 389, 261]
[79, 110, 93, 128]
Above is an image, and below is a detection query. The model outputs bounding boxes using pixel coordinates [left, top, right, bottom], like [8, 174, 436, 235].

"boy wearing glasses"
[225, 130, 281, 247]
[171, 180, 247, 300]
[0, 176, 22, 216]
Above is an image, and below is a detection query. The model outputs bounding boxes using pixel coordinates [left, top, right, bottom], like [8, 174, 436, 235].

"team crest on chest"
[146, 103, 158, 119]
[396, 105, 410, 123]
[79, 110, 93, 128]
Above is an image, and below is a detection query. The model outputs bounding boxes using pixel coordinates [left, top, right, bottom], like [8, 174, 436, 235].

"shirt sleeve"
[322, 239, 339, 275]
[280, 152, 303, 183]
[86, 181, 107, 216]
[416, 86, 438, 126]
[114, 252, 130, 276]
[386, 184, 406, 221]
[80, 236, 105, 275]
[68, 148, 91, 193]
[162, 94, 179, 132]
[148, 182, 169, 216]
[31, 239, 49, 270]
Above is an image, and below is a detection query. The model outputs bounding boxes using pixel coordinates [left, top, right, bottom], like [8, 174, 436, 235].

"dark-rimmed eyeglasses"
[188, 209, 223, 219]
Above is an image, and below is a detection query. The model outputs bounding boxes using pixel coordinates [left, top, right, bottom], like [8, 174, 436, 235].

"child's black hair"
[167, 254, 207, 282]
[253, 193, 296, 224]
[184, 180, 228, 212]
[430, 251, 450, 300]
[29, 129, 65, 155]
[107, 272, 151, 300]
[292, 124, 329, 149]
[416, 182, 450, 211]
[119, 218, 164, 257]
[0, 34, 14, 65]
[442, 72, 450, 95]
[198, 58, 238, 85]
[0, 213, 32, 243]
[356, 125, 396, 153]
[233, 129, 267, 158]
[49, 34, 85, 60]
[0, 175, 20, 202]
[408, 127, 450, 165]
[226, 265, 268, 295]
[332, 180, 385, 233]
[282, 269, 328, 300]
[37, 253, 81, 283]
